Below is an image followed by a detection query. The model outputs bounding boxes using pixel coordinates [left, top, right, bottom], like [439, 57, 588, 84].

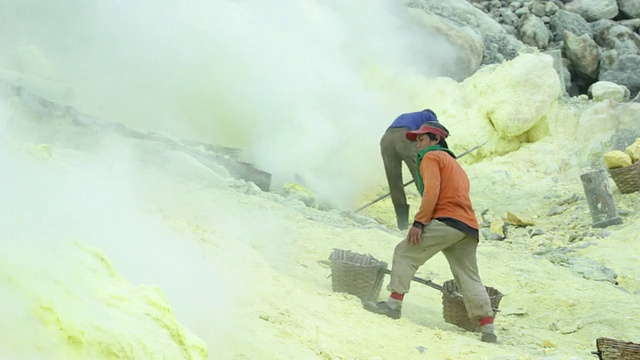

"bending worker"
[365, 122, 497, 343]
[380, 109, 438, 230]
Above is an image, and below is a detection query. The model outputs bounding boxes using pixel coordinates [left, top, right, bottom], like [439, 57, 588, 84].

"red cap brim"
[406, 125, 449, 141]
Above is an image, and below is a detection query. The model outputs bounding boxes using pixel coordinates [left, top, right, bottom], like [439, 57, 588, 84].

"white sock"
[481, 324, 495, 333]
[386, 297, 403, 309]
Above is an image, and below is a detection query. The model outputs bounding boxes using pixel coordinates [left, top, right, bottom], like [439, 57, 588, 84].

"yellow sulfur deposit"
[24, 143, 53, 160]
[505, 211, 535, 227]
[604, 150, 633, 169]
[282, 183, 318, 208]
[625, 138, 640, 163]
[1, 242, 208, 360]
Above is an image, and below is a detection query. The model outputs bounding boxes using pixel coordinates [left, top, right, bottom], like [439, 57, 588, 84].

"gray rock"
[550, 10, 591, 42]
[502, 24, 517, 35]
[618, 0, 640, 18]
[407, 0, 504, 34]
[563, 31, 600, 79]
[489, 0, 502, 10]
[547, 205, 569, 216]
[499, 8, 520, 26]
[407, 0, 526, 65]
[557, 193, 584, 205]
[545, 49, 571, 92]
[510, 1, 524, 11]
[529, 228, 545, 237]
[407, 9, 486, 79]
[619, 19, 640, 32]
[591, 19, 617, 46]
[515, 6, 531, 16]
[531, 1, 547, 17]
[600, 55, 640, 95]
[572, 260, 618, 283]
[473, 3, 489, 12]
[519, 14, 552, 48]
[482, 33, 524, 63]
[599, 25, 640, 56]
[599, 49, 619, 75]
[589, 81, 631, 102]
[563, 0, 619, 21]
[545, 1, 560, 16]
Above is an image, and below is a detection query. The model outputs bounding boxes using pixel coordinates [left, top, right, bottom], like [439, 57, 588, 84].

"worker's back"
[388, 110, 437, 131]
[421, 151, 478, 229]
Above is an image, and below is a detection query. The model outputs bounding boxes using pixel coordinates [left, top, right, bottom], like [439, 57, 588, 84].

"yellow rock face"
[24, 143, 53, 160]
[505, 211, 535, 227]
[625, 138, 640, 163]
[282, 183, 318, 208]
[604, 150, 632, 169]
[489, 218, 505, 237]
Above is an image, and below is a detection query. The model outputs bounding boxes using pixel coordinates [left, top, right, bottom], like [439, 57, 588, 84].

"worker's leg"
[381, 129, 411, 229]
[364, 220, 464, 319]
[386, 220, 465, 294]
[380, 129, 407, 206]
[397, 137, 420, 192]
[441, 236, 493, 320]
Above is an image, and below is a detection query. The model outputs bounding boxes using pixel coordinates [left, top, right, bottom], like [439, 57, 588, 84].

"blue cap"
[423, 109, 438, 122]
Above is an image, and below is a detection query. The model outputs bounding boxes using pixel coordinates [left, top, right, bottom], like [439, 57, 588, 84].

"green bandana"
[415, 145, 457, 195]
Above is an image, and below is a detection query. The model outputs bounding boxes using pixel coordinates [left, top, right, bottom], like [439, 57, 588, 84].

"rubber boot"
[394, 204, 410, 230]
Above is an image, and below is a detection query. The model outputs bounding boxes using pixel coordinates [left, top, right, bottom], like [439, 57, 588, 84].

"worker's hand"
[408, 226, 422, 245]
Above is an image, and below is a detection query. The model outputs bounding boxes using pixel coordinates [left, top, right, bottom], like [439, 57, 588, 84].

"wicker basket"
[595, 337, 640, 360]
[608, 161, 640, 194]
[441, 279, 503, 332]
[328, 249, 388, 301]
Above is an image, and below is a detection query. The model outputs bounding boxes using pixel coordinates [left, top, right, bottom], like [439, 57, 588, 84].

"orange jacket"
[414, 151, 479, 230]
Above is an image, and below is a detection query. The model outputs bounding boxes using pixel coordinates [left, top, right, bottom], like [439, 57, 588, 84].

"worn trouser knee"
[442, 236, 494, 320]
[387, 220, 464, 294]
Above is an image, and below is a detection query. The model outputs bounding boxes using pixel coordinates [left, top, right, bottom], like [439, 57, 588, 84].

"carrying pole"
[354, 141, 487, 213]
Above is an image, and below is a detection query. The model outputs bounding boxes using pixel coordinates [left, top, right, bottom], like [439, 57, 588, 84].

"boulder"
[599, 49, 619, 75]
[588, 81, 631, 102]
[626, 138, 640, 162]
[563, 31, 600, 79]
[549, 10, 591, 42]
[545, 49, 571, 93]
[467, 53, 561, 139]
[604, 150, 633, 169]
[599, 25, 640, 56]
[563, 0, 619, 21]
[618, 0, 640, 18]
[407, 0, 525, 64]
[408, 8, 485, 79]
[599, 55, 640, 95]
[519, 14, 552, 49]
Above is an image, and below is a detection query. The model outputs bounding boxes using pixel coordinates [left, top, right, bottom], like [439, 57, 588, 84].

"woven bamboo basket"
[441, 279, 503, 332]
[328, 249, 388, 301]
[608, 161, 640, 194]
[595, 337, 640, 360]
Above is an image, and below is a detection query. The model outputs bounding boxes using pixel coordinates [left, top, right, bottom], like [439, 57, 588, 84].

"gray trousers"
[379, 127, 419, 206]
[387, 220, 494, 321]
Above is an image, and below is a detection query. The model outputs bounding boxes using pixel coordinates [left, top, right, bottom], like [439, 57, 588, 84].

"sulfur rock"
[625, 138, 640, 163]
[282, 183, 318, 208]
[604, 150, 632, 169]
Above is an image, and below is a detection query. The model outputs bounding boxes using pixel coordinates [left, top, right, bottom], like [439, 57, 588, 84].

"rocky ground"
[412, 0, 640, 98]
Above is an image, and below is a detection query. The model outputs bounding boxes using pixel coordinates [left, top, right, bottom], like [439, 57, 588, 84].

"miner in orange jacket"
[363, 122, 497, 343]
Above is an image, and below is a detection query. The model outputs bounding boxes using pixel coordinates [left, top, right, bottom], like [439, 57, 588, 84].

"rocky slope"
[411, 0, 640, 98]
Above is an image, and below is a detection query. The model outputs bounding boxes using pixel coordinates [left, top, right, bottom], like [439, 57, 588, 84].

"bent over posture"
[365, 122, 497, 343]
[380, 109, 438, 230]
